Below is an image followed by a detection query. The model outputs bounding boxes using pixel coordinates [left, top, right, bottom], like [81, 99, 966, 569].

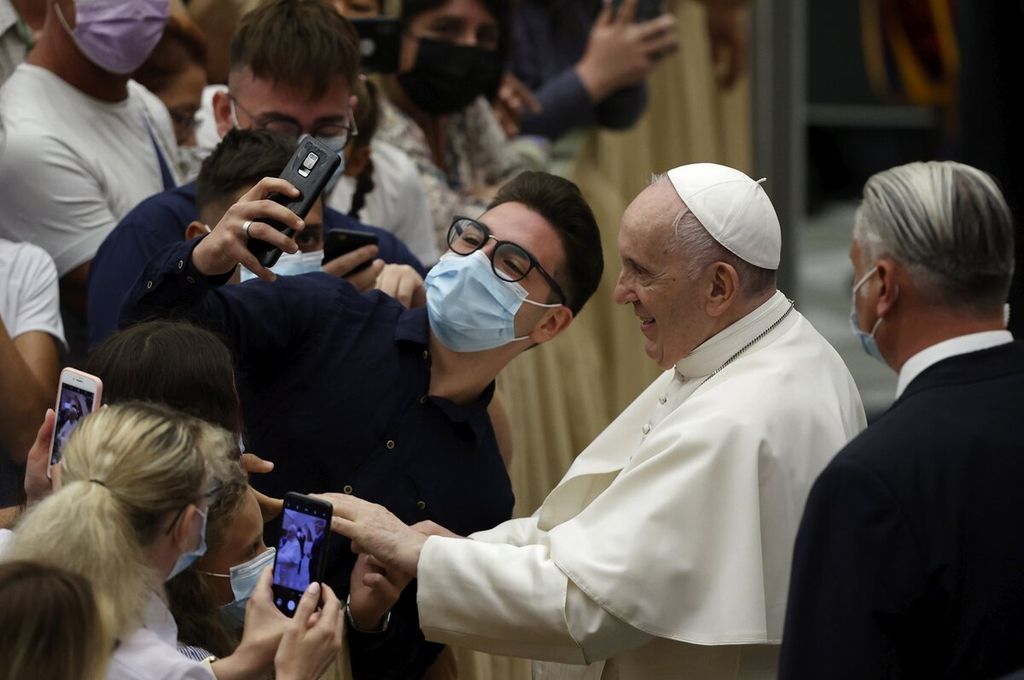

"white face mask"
[240, 250, 324, 282]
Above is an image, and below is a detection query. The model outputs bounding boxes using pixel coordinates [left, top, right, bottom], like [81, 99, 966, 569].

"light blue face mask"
[167, 507, 208, 581]
[849, 266, 887, 364]
[201, 547, 277, 629]
[425, 251, 561, 352]
[240, 250, 324, 282]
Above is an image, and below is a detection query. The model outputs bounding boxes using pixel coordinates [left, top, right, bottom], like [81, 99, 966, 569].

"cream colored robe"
[418, 293, 866, 679]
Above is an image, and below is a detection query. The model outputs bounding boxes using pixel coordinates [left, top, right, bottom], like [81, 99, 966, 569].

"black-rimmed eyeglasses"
[229, 95, 358, 150]
[446, 217, 566, 305]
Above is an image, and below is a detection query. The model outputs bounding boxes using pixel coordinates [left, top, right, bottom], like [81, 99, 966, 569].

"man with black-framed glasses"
[121, 168, 605, 679]
[87, 0, 425, 349]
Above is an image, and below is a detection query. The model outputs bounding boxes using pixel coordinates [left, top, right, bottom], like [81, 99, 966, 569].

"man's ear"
[184, 220, 211, 242]
[212, 90, 233, 138]
[528, 306, 574, 345]
[344, 145, 372, 178]
[704, 261, 740, 318]
[875, 257, 902, 318]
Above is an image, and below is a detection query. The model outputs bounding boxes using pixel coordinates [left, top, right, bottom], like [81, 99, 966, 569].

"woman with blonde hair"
[0, 560, 113, 680]
[5, 402, 343, 680]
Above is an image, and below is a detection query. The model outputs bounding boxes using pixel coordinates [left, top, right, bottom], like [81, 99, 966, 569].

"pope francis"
[326, 163, 867, 679]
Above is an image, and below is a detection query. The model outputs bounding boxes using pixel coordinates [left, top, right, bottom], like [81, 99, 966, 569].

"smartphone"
[247, 137, 342, 269]
[272, 493, 333, 617]
[352, 18, 401, 73]
[323, 228, 380, 274]
[48, 368, 103, 475]
[612, 0, 665, 22]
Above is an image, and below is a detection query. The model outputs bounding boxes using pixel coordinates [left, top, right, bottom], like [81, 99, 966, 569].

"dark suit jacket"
[779, 342, 1024, 679]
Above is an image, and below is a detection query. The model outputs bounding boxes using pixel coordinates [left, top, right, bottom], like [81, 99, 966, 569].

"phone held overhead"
[247, 137, 341, 269]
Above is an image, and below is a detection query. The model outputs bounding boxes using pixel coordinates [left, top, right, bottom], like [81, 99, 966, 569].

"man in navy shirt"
[121, 169, 604, 678]
[87, 0, 424, 347]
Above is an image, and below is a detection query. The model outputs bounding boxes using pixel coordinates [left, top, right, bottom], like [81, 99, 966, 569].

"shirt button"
[416, 500, 426, 510]
[658, 395, 667, 404]
[186, 276, 195, 284]
[146, 280, 153, 289]
[385, 439, 395, 450]
[419, 395, 427, 405]
[177, 259, 185, 270]
[642, 423, 651, 435]
[421, 350, 429, 360]
[342, 485, 353, 494]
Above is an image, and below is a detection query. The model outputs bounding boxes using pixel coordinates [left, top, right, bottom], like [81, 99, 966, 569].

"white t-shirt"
[0, 64, 179, 276]
[0, 239, 65, 345]
[327, 140, 439, 267]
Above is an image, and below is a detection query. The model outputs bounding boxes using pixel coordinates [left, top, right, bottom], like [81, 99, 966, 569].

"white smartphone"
[48, 368, 103, 476]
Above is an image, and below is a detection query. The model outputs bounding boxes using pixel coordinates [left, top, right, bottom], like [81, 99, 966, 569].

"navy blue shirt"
[120, 238, 514, 678]
[87, 182, 425, 349]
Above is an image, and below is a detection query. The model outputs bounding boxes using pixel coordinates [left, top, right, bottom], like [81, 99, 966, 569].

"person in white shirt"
[0, 0, 44, 85]
[322, 163, 867, 679]
[2, 402, 344, 680]
[0, 0, 178, 353]
[325, 78, 439, 267]
[0, 238, 64, 506]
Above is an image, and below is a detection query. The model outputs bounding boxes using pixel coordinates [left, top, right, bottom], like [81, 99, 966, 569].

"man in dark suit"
[779, 160, 1024, 679]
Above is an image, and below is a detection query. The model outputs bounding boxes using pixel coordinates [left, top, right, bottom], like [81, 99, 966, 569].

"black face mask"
[397, 37, 502, 116]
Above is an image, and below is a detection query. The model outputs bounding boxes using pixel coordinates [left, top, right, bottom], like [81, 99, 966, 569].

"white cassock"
[416, 291, 867, 679]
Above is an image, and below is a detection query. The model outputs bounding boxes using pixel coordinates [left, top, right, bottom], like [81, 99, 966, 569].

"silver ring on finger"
[242, 220, 254, 241]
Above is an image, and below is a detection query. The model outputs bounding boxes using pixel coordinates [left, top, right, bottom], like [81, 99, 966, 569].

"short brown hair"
[0, 561, 112, 680]
[489, 172, 603, 316]
[229, 0, 361, 98]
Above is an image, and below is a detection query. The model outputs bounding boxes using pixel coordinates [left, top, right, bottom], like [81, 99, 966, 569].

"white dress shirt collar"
[896, 330, 1013, 398]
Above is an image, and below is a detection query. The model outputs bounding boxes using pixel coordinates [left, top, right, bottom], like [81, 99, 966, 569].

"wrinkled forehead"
[621, 179, 684, 244]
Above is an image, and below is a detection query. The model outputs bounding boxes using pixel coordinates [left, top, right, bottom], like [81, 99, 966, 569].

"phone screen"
[272, 499, 331, 615]
[51, 383, 96, 466]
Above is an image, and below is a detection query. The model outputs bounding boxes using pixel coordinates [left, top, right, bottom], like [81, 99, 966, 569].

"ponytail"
[6, 402, 237, 637]
[348, 157, 376, 221]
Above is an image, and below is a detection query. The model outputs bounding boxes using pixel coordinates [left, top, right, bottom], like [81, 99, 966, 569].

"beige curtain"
[452, 2, 752, 678]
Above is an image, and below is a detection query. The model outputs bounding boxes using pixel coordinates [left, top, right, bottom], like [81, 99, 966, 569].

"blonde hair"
[0, 560, 114, 680]
[6, 402, 237, 638]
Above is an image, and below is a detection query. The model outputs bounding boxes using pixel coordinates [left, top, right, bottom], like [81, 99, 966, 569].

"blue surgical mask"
[202, 547, 276, 629]
[167, 507, 208, 581]
[240, 250, 324, 282]
[849, 266, 886, 363]
[425, 251, 560, 352]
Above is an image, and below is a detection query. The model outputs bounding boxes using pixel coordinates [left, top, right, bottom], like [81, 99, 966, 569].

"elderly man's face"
[614, 181, 712, 369]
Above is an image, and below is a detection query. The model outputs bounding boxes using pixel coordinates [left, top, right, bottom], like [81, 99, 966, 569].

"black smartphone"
[247, 137, 342, 269]
[271, 493, 333, 617]
[352, 18, 401, 74]
[323, 228, 380, 274]
[612, 0, 665, 22]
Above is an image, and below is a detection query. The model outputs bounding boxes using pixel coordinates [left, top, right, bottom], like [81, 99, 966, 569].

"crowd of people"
[0, 1, 1021, 680]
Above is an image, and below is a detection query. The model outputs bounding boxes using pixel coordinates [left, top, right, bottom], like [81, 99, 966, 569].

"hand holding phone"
[247, 138, 342, 269]
[323, 229, 380, 274]
[48, 369, 102, 478]
[272, 493, 333, 617]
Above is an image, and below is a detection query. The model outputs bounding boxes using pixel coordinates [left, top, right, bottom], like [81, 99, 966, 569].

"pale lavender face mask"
[56, 0, 169, 76]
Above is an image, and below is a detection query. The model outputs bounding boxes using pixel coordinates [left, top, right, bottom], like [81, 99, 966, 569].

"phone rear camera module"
[298, 151, 319, 177]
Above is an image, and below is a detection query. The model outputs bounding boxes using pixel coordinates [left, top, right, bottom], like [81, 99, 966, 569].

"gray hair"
[854, 161, 1014, 313]
[651, 173, 776, 297]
